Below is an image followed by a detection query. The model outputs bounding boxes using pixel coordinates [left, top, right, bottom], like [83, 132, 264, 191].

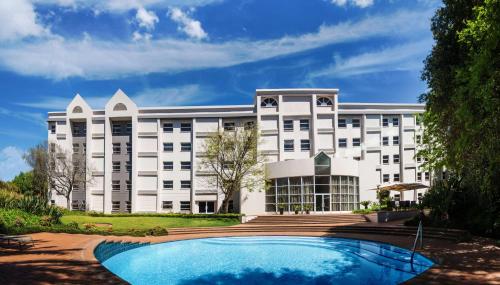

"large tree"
[200, 124, 265, 213]
[47, 145, 94, 209]
[420, 0, 499, 236]
[24, 142, 50, 201]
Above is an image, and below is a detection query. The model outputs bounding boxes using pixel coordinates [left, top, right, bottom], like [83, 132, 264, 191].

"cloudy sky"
[0, 0, 440, 180]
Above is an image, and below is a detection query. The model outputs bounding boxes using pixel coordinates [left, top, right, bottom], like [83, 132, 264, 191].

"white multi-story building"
[47, 88, 428, 215]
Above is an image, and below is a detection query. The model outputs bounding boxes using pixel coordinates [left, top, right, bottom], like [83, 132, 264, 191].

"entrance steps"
[246, 214, 367, 225]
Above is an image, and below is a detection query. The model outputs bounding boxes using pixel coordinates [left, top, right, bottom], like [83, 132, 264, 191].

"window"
[416, 115, 422, 126]
[163, 161, 173, 171]
[394, 194, 401, 201]
[392, 117, 399, 126]
[126, 123, 132, 134]
[244, 121, 255, 130]
[224, 122, 235, 131]
[181, 142, 192, 152]
[223, 161, 234, 169]
[382, 118, 389, 127]
[163, 123, 173, 132]
[382, 155, 389, 164]
[50, 200, 55, 206]
[393, 136, 399, 146]
[126, 143, 131, 154]
[417, 172, 422, 181]
[50, 123, 56, 134]
[126, 161, 131, 172]
[113, 143, 121, 154]
[181, 161, 191, 170]
[83, 143, 87, 153]
[181, 180, 191, 189]
[393, 154, 400, 163]
[163, 180, 173, 189]
[299, 119, 309, 130]
[283, 120, 293, 131]
[72, 200, 79, 210]
[352, 119, 360, 128]
[382, 137, 389, 146]
[180, 123, 192, 132]
[353, 157, 361, 161]
[417, 156, 422, 163]
[316, 97, 333, 106]
[112, 124, 121, 135]
[338, 138, 347, 148]
[73, 143, 79, 153]
[180, 201, 191, 211]
[284, 140, 294, 152]
[73, 184, 80, 192]
[353, 138, 361, 147]
[113, 103, 127, 111]
[162, 201, 173, 210]
[50, 143, 56, 153]
[125, 201, 131, 212]
[416, 135, 422, 144]
[425, 172, 430, 181]
[383, 174, 390, 183]
[338, 119, 346, 128]
[112, 180, 120, 192]
[112, 201, 120, 212]
[163, 143, 173, 152]
[261, 97, 278, 107]
[112, 161, 120, 172]
[300, 139, 310, 151]
[393, 173, 400, 182]
[126, 180, 131, 191]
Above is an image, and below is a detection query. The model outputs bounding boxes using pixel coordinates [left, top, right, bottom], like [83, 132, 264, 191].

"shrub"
[360, 201, 371, 209]
[352, 209, 373, 214]
[67, 221, 79, 229]
[83, 223, 96, 231]
[146, 226, 168, 236]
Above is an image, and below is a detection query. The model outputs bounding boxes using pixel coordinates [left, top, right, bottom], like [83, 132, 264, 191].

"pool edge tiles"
[98, 236, 434, 285]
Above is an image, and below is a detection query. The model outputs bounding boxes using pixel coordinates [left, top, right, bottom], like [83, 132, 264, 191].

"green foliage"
[0, 189, 63, 222]
[83, 211, 242, 219]
[376, 189, 391, 209]
[420, 0, 500, 237]
[352, 209, 373, 215]
[360, 201, 371, 209]
[11, 171, 34, 196]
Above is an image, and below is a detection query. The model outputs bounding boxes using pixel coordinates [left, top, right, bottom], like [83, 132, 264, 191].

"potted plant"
[278, 203, 285, 215]
[294, 204, 301, 214]
[360, 200, 371, 210]
[304, 204, 311, 214]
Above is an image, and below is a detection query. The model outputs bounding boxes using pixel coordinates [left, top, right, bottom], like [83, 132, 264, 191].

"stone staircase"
[167, 214, 469, 241]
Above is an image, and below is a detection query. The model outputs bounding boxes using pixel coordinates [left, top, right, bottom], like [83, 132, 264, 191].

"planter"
[279, 208, 284, 215]
[294, 210, 299, 215]
[306, 210, 310, 214]
[365, 210, 418, 223]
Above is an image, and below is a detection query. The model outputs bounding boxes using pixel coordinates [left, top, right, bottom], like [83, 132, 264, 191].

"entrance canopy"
[371, 183, 428, 192]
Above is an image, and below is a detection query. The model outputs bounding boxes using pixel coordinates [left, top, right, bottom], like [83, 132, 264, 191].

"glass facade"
[265, 175, 360, 212]
[265, 152, 359, 212]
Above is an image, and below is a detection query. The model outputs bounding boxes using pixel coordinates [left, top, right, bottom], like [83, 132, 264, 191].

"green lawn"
[60, 215, 240, 230]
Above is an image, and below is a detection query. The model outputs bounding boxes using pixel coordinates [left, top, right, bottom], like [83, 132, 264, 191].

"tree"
[47, 145, 94, 209]
[24, 142, 49, 201]
[200, 124, 265, 213]
[11, 171, 34, 196]
[420, 0, 500, 237]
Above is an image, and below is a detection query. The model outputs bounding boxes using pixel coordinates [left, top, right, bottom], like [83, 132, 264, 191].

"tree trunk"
[66, 196, 71, 210]
[220, 192, 233, 213]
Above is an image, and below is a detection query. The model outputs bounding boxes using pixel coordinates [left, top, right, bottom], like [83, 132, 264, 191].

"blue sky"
[0, 0, 440, 180]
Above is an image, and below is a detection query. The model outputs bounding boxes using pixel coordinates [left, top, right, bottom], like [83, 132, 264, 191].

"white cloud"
[168, 7, 207, 40]
[0, 107, 46, 127]
[332, 0, 374, 8]
[308, 39, 432, 79]
[0, 9, 432, 79]
[0, 146, 30, 181]
[135, 6, 159, 30]
[0, 0, 47, 41]
[18, 84, 217, 109]
[132, 31, 152, 42]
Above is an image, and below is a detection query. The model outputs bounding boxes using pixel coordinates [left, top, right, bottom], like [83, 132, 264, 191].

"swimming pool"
[98, 236, 433, 285]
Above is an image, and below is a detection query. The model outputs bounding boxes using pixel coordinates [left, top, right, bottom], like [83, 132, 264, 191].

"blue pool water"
[100, 236, 433, 285]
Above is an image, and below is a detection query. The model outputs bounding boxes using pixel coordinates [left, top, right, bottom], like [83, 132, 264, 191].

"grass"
[60, 215, 240, 231]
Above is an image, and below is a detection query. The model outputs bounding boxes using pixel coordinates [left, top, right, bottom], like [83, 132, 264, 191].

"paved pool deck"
[0, 230, 498, 285]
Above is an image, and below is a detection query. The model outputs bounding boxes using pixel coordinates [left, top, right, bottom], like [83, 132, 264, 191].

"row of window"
[112, 201, 131, 212]
[72, 143, 87, 153]
[112, 180, 132, 191]
[382, 154, 400, 164]
[284, 139, 310, 152]
[162, 201, 191, 211]
[112, 161, 132, 172]
[261, 97, 334, 108]
[382, 172, 430, 183]
[163, 180, 191, 190]
[112, 123, 132, 135]
[112, 143, 132, 154]
[162, 122, 192, 132]
[163, 142, 191, 152]
[283, 120, 310, 131]
[338, 138, 361, 148]
[163, 161, 191, 170]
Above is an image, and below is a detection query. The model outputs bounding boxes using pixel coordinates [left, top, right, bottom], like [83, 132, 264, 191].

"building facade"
[47, 89, 428, 215]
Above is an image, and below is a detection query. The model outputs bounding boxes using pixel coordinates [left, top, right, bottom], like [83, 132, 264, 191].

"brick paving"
[0, 228, 498, 284]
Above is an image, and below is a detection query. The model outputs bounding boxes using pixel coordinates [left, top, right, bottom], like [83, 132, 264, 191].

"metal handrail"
[410, 219, 423, 270]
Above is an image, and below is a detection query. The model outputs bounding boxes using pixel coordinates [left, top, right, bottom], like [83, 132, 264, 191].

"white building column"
[311, 94, 319, 155]
[103, 118, 112, 214]
[190, 117, 197, 213]
[277, 94, 284, 161]
[130, 114, 138, 213]
[156, 118, 162, 213]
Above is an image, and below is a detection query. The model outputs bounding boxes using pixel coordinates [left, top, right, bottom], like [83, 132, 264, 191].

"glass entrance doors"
[315, 194, 330, 212]
[198, 201, 215, 214]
